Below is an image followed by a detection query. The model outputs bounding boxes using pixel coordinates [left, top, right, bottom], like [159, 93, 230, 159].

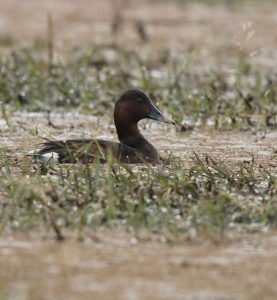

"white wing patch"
[26, 150, 59, 163]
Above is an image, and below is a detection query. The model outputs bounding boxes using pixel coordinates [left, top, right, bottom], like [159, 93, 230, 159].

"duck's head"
[114, 89, 175, 126]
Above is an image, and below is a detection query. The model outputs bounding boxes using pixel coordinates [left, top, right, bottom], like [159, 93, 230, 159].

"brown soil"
[3, 112, 276, 169]
[1, 231, 277, 300]
[0, 0, 276, 68]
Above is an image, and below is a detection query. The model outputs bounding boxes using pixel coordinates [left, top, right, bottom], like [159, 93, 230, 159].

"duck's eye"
[137, 97, 143, 103]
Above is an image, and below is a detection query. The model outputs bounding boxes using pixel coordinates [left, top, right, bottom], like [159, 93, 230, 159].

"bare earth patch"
[0, 0, 276, 69]
[1, 111, 277, 169]
[1, 231, 277, 300]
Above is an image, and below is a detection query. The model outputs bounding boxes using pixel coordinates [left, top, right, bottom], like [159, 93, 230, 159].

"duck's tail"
[26, 139, 105, 163]
[26, 140, 63, 163]
[26, 149, 60, 163]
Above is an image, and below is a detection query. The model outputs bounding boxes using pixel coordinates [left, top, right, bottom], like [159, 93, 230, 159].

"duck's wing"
[28, 138, 150, 164]
[28, 139, 116, 163]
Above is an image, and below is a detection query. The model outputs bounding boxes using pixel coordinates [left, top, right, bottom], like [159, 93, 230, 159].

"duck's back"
[31, 139, 156, 164]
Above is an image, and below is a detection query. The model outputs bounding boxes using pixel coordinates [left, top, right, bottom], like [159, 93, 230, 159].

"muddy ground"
[1, 231, 277, 300]
[0, 0, 277, 299]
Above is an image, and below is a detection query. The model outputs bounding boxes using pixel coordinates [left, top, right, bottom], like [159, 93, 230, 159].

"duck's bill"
[147, 105, 176, 125]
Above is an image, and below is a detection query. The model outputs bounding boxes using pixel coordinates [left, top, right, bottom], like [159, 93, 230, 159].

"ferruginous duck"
[29, 89, 175, 163]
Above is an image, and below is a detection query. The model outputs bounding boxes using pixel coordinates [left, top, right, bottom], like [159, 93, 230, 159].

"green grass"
[0, 152, 276, 240]
[0, 43, 276, 240]
[0, 45, 276, 129]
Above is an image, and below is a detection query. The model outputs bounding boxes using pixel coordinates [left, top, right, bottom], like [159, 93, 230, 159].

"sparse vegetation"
[0, 139, 276, 240]
[0, 39, 276, 240]
[0, 44, 276, 128]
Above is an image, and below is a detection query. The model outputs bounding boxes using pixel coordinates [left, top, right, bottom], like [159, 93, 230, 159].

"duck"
[28, 89, 175, 164]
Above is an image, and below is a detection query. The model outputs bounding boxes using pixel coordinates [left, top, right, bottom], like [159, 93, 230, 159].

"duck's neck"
[115, 121, 159, 161]
[116, 122, 144, 148]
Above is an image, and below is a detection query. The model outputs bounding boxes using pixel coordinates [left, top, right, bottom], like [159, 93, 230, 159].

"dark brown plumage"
[29, 90, 175, 164]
